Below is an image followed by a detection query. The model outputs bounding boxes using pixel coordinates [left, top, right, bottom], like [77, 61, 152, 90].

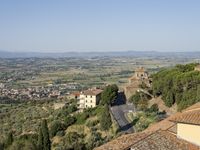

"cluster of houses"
[0, 82, 80, 100]
[0, 86, 61, 100]
[0, 67, 149, 110]
[0, 80, 104, 110]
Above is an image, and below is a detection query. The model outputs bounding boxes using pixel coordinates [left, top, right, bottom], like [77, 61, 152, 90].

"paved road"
[110, 92, 136, 134]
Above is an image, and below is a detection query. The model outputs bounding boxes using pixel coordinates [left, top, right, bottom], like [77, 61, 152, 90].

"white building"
[0, 83, 5, 88]
[79, 89, 103, 109]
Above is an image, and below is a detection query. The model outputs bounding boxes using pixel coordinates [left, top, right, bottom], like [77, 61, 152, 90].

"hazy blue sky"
[0, 0, 200, 52]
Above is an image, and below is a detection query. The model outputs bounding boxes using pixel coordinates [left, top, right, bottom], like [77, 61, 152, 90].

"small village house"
[78, 88, 103, 109]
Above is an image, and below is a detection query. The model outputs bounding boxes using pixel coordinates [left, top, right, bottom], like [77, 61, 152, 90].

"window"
[86, 95, 87, 98]
[90, 100, 92, 103]
[86, 105, 87, 108]
[86, 100, 87, 103]
[91, 105, 92, 107]
[90, 95, 92, 98]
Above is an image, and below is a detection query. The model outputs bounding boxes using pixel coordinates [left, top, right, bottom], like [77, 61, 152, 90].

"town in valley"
[1, 0, 200, 149]
[1, 53, 200, 150]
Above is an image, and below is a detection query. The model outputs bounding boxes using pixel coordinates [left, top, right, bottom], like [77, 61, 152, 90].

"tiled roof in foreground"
[94, 132, 152, 150]
[170, 109, 200, 125]
[183, 102, 200, 112]
[95, 130, 199, 150]
[130, 130, 199, 150]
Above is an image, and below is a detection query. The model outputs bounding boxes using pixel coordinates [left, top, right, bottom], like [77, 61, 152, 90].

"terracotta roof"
[95, 130, 199, 150]
[170, 109, 200, 125]
[167, 124, 177, 134]
[183, 102, 200, 112]
[130, 130, 199, 150]
[81, 89, 103, 96]
[94, 132, 152, 150]
[71, 91, 80, 97]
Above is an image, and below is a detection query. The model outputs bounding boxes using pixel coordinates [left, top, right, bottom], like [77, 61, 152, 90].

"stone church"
[124, 67, 150, 99]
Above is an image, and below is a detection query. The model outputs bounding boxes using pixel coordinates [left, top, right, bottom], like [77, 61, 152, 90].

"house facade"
[171, 107, 200, 146]
[194, 65, 200, 71]
[78, 88, 103, 109]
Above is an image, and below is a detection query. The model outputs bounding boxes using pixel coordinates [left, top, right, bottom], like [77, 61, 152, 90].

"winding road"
[110, 92, 136, 133]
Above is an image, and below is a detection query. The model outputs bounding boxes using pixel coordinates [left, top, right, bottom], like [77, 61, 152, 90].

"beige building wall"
[84, 95, 97, 108]
[79, 94, 101, 108]
[177, 123, 200, 146]
[79, 94, 85, 109]
[194, 65, 200, 71]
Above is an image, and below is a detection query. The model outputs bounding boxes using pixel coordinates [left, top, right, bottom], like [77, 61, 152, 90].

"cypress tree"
[42, 119, 51, 150]
[37, 127, 43, 150]
[6, 131, 13, 147]
[100, 104, 112, 130]
[37, 119, 51, 150]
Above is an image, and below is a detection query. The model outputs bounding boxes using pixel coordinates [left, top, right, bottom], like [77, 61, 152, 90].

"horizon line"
[1, 50, 200, 53]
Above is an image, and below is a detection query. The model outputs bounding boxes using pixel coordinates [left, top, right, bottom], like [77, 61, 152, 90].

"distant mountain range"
[0, 50, 200, 58]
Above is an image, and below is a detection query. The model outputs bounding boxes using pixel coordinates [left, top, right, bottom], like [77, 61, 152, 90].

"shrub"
[64, 116, 76, 128]
[64, 132, 85, 150]
[86, 120, 99, 127]
[56, 131, 65, 137]
[49, 120, 64, 138]
[75, 112, 89, 124]
[66, 104, 77, 114]
[149, 104, 159, 112]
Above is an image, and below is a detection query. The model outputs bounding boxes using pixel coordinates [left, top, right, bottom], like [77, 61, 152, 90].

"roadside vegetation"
[152, 63, 200, 111]
[128, 91, 162, 132]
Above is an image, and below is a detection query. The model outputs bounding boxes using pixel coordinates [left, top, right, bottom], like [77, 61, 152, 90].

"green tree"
[86, 131, 103, 149]
[137, 99, 148, 111]
[0, 142, 4, 150]
[66, 104, 77, 114]
[100, 104, 112, 130]
[37, 119, 51, 150]
[9, 140, 36, 150]
[49, 120, 63, 138]
[64, 116, 76, 128]
[5, 131, 13, 148]
[129, 92, 141, 106]
[37, 127, 43, 150]
[149, 104, 159, 112]
[165, 92, 174, 107]
[64, 132, 85, 150]
[151, 63, 200, 111]
[101, 84, 118, 105]
[130, 91, 151, 110]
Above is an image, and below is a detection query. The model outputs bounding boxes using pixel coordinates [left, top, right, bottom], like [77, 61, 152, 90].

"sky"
[0, 0, 200, 52]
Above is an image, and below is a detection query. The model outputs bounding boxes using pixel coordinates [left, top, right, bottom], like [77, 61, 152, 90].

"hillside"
[152, 63, 200, 111]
